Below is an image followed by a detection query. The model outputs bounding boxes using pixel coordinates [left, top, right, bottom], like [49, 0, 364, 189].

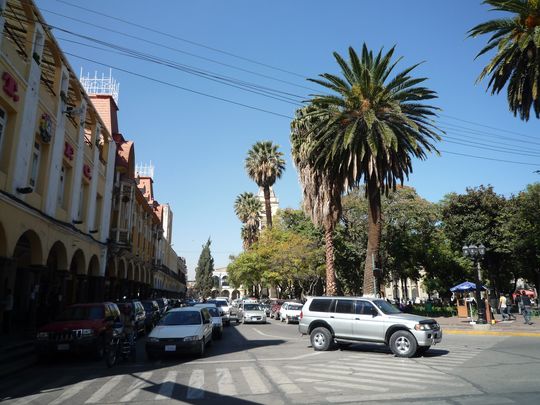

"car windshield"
[244, 304, 262, 311]
[207, 308, 220, 317]
[159, 311, 201, 326]
[208, 301, 226, 307]
[288, 304, 303, 311]
[373, 300, 402, 314]
[57, 306, 104, 321]
[156, 300, 164, 308]
[142, 302, 155, 311]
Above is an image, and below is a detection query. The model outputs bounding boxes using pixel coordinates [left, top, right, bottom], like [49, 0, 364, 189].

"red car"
[36, 302, 120, 360]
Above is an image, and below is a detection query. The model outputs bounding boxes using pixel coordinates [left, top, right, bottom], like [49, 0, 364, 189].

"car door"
[332, 299, 355, 339]
[353, 300, 385, 342]
[201, 309, 212, 340]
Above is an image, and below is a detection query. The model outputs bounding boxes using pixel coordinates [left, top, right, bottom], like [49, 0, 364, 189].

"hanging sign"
[83, 164, 92, 180]
[64, 142, 74, 161]
[2, 72, 19, 102]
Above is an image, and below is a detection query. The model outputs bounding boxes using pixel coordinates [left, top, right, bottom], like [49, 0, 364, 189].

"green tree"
[245, 141, 286, 229]
[469, 0, 540, 121]
[303, 44, 442, 295]
[234, 192, 263, 249]
[291, 105, 345, 295]
[439, 186, 511, 291]
[499, 183, 540, 289]
[195, 238, 215, 298]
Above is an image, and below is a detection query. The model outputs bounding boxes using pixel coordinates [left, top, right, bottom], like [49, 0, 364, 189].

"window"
[309, 299, 334, 313]
[57, 165, 66, 206]
[335, 299, 355, 314]
[77, 182, 84, 220]
[356, 300, 376, 315]
[29, 141, 41, 187]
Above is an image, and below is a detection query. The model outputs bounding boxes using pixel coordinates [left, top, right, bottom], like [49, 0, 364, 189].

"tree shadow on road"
[0, 322, 285, 402]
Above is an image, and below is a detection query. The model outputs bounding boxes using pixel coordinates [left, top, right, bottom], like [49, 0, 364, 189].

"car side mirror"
[203, 319, 210, 324]
[371, 308, 378, 317]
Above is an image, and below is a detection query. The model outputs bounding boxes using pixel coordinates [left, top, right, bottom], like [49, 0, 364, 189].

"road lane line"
[241, 366, 269, 394]
[119, 371, 153, 402]
[287, 371, 388, 392]
[314, 362, 456, 381]
[49, 379, 94, 405]
[252, 327, 303, 340]
[288, 369, 423, 390]
[85, 375, 123, 403]
[216, 368, 237, 396]
[154, 371, 176, 400]
[186, 369, 204, 399]
[263, 365, 302, 394]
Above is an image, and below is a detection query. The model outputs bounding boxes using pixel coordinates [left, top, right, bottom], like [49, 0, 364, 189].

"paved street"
[1, 319, 540, 404]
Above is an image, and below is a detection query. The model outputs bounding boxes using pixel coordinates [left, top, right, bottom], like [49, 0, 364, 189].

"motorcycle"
[105, 322, 135, 368]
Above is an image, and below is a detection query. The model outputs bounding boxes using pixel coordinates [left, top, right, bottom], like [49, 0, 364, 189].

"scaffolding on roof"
[80, 68, 120, 105]
[136, 161, 155, 178]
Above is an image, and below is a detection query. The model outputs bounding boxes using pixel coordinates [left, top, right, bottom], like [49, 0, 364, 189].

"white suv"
[278, 301, 303, 324]
[298, 296, 442, 357]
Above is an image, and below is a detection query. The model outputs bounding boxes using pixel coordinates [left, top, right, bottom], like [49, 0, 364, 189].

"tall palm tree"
[291, 105, 344, 296]
[469, 0, 540, 121]
[234, 192, 263, 249]
[245, 141, 286, 229]
[304, 44, 442, 295]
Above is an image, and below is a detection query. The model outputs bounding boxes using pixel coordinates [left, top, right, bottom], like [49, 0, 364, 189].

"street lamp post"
[462, 243, 487, 324]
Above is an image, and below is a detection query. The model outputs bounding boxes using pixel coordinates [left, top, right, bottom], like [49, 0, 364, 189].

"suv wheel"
[310, 327, 333, 351]
[389, 330, 417, 358]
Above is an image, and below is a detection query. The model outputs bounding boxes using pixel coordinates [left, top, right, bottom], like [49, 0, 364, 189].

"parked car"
[241, 303, 267, 324]
[229, 300, 242, 324]
[154, 298, 168, 316]
[194, 303, 224, 338]
[141, 300, 160, 332]
[207, 299, 231, 325]
[145, 307, 213, 359]
[36, 302, 120, 360]
[117, 300, 146, 336]
[279, 302, 303, 324]
[299, 296, 442, 358]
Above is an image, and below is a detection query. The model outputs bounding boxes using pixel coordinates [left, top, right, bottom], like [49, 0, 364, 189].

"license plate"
[164, 345, 176, 352]
[57, 344, 69, 351]
[252, 317, 259, 320]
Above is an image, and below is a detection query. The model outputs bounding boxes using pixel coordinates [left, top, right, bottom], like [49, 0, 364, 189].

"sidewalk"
[432, 314, 540, 337]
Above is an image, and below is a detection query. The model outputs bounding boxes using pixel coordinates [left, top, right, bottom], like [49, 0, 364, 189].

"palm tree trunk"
[363, 177, 382, 296]
[324, 226, 337, 296]
[263, 186, 273, 228]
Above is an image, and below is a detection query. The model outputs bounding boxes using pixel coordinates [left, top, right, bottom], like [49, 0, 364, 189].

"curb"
[444, 329, 540, 337]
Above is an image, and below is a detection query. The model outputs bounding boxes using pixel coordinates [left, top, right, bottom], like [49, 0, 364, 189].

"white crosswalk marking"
[287, 368, 391, 392]
[216, 368, 237, 396]
[241, 366, 269, 394]
[49, 379, 94, 405]
[85, 375, 123, 403]
[155, 371, 177, 401]
[263, 365, 302, 394]
[119, 371, 153, 402]
[186, 369, 205, 399]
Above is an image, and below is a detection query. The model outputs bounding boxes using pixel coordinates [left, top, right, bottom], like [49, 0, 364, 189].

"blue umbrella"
[450, 281, 486, 292]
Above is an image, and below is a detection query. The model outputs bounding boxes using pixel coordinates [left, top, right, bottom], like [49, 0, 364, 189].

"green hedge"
[411, 306, 456, 317]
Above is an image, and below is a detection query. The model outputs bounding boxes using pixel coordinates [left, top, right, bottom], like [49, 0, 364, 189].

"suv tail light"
[300, 311, 303, 319]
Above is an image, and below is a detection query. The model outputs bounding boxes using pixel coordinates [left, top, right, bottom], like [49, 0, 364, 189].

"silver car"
[194, 303, 224, 339]
[241, 303, 267, 324]
[299, 296, 442, 358]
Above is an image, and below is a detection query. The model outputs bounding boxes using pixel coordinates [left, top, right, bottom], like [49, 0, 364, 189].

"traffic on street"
[1, 297, 540, 404]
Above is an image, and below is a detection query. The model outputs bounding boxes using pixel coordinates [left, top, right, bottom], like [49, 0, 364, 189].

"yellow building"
[0, 0, 117, 332]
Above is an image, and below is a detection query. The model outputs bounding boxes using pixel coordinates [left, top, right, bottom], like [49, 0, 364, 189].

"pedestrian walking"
[2, 288, 14, 334]
[506, 294, 516, 320]
[520, 292, 533, 325]
[498, 293, 509, 321]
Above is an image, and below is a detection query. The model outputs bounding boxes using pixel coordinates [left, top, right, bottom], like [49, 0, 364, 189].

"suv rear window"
[309, 299, 334, 312]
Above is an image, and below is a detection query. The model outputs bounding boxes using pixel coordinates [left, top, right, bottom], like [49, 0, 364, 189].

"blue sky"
[35, 0, 540, 278]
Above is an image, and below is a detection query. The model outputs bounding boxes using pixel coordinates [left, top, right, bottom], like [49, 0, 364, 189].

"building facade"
[0, 0, 117, 333]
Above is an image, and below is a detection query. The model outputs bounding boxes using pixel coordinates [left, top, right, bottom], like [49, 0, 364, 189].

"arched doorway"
[10, 230, 44, 335]
[66, 249, 85, 305]
[41, 241, 68, 324]
[220, 290, 230, 299]
[87, 255, 101, 302]
[232, 290, 240, 300]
